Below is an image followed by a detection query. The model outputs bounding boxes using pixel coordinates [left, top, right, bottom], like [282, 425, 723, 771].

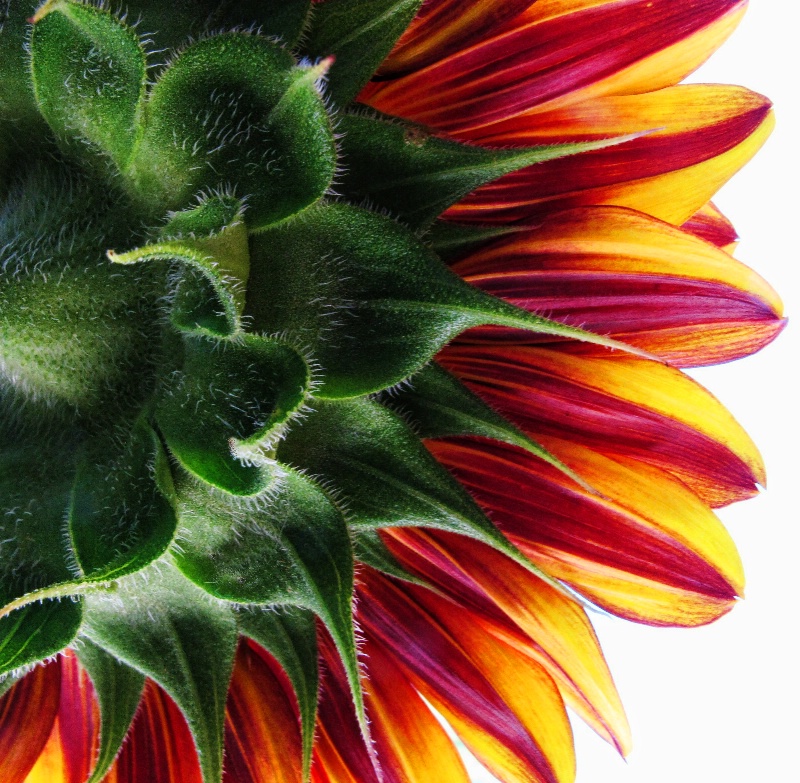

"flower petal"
[428, 438, 745, 626]
[379, 0, 537, 75]
[107, 682, 203, 783]
[361, 0, 747, 133]
[443, 86, 773, 225]
[452, 206, 785, 366]
[0, 663, 60, 783]
[366, 641, 472, 783]
[439, 346, 764, 506]
[384, 528, 631, 755]
[23, 653, 99, 783]
[360, 571, 573, 783]
[223, 641, 303, 783]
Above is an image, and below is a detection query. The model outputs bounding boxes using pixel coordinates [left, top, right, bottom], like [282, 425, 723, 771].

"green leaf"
[383, 362, 593, 490]
[237, 607, 319, 780]
[109, 194, 249, 337]
[128, 33, 336, 226]
[30, 0, 146, 170]
[0, 1, 42, 126]
[211, 0, 312, 46]
[174, 465, 365, 743]
[68, 418, 177, 582]
[338, 112, 639, 228]
[156, 333, 311, 496]
[353, 530, 428, 586]
[303, 0, 424, 105]
[82, 562, 238, 783]
[0, 600, 83, 676]
[248, 202, 635, 398]
[76, 638, 145, 783]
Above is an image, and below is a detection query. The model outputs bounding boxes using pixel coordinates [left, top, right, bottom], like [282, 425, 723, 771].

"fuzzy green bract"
[0, 2, 618, 781]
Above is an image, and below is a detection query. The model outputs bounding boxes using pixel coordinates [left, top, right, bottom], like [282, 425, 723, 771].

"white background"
[469, 2, 800, 782]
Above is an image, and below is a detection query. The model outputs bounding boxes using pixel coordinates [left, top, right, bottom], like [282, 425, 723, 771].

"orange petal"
[439, 345, 764, 506]
[106, 682, 203, 783]
[360, 571, 572, 783]
[386, 528, 631, 756]
[451, 206, 785, 366]
[366, 641, 472, 783]
[1, 662, 60, 783]
[428, 438, 745, 626]
[223, 641, 302, 783]
[443, 86, 773, 226]
[361, 0, 747, 133]
[379, 0, 536, 75]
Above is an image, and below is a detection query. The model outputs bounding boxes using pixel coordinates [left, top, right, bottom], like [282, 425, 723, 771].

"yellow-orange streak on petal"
[415, 589, 576, 783]
[223, 641, 302, 783]
[391, 529, 631, 756]
[366, 641, 472, 783]
[1, 663, 60, 783]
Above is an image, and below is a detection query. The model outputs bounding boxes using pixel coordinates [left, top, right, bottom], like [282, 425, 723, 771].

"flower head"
[0, 1, 784, 783]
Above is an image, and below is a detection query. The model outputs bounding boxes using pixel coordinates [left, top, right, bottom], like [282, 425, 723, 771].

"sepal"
[155, 333, 311, 496]
[109, 194, 250, 337]
[76, 638, 146, 783]
[302, 0, 424, 104]
[337, 111, 641, 228]
[81, 561, 239, 783]
[248, 203, 638, 399]
[31, 0, 146, 171]
[127, 33, 336, 226]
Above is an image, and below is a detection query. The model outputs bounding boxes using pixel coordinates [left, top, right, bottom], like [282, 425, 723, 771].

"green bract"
[0, 2, 623, 781]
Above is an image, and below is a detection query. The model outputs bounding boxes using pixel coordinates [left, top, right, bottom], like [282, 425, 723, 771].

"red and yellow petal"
[23, 653, 99, 783]
[439, 346, 764, 506]
[1, 662, 61, 783]
[107, 682, 202, 783]
[379, 0, 537, 76]
[223, 641, 303, 783]
[360, 0, 747, 134]
[366, 641, 472, 783]
[452, 206, 785, 366]
[443, 86, 773, 226]
[360, 571, 574, 783]
[428, 438, 744, 626]
[384, 528, 631, 755]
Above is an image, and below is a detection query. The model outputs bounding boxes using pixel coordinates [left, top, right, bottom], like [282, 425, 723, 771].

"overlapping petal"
[383, 528, 631, 754]
[681, 202, 739, 251]
[451, 206, 785, 366]
[439, 345, 764, 506]
[360, 0, 747, 133]
[428, 437, 745, 625]
[442, 86, 773, 225]
[360, 570, 574, 783]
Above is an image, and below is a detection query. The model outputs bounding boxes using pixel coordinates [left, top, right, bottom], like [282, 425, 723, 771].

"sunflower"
[0, 1, 784, 783]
